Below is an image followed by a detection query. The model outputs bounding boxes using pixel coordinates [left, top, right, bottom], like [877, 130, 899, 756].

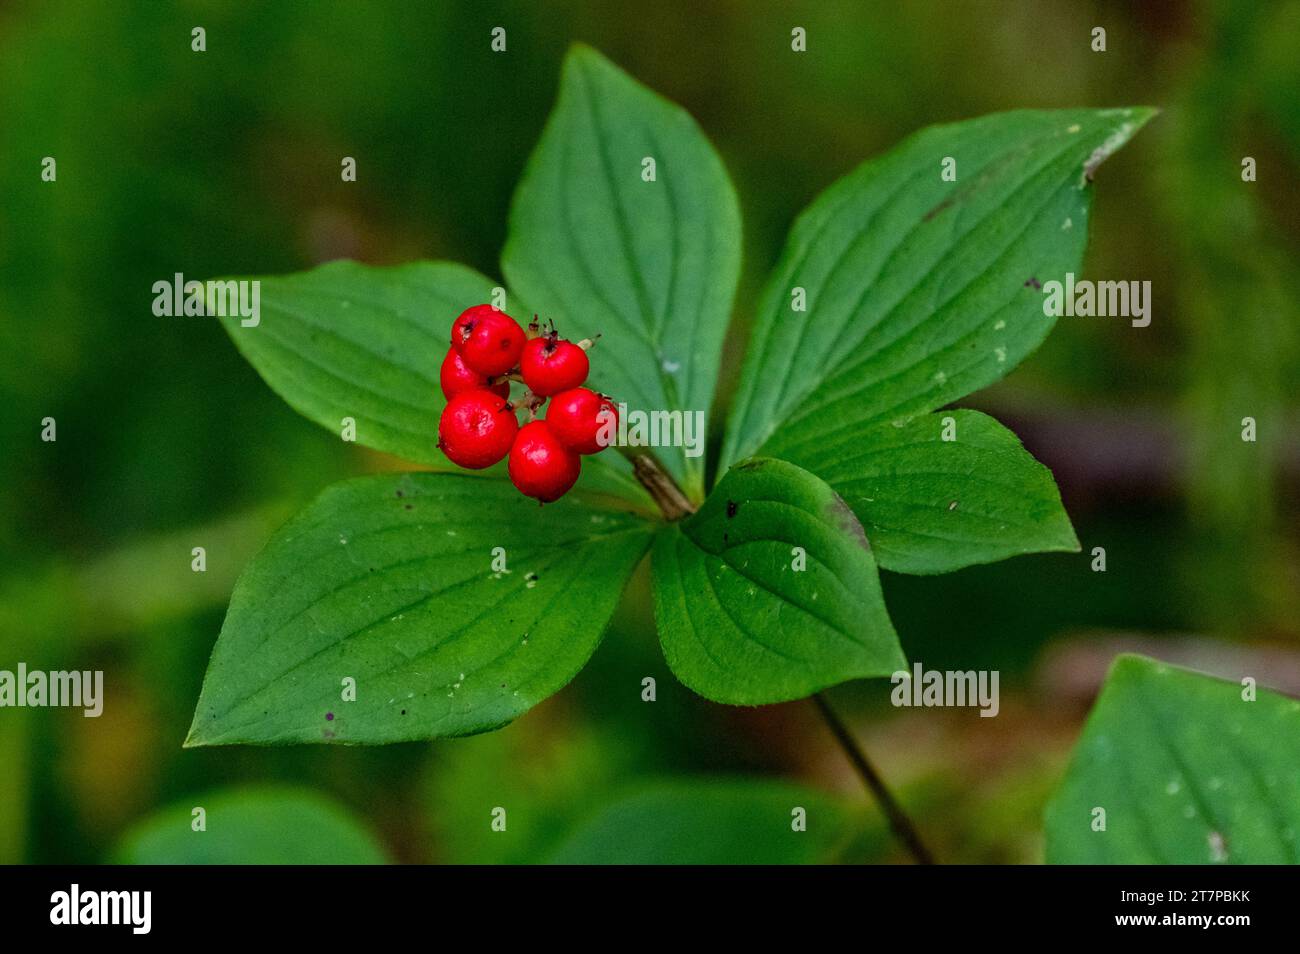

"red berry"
[440, 347, 509, 400]
[520, 333, 590, 396]
[451, 305, 526, 377]
[546, 388, 618, 455]
[508, 420, 581, 502]
[438, 388, 518, 469]
[450, 303, 498, 351]
[449, 306, 484, 350]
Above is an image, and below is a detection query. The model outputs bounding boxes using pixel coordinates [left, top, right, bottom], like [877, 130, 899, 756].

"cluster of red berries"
[437, 304, 618, 502]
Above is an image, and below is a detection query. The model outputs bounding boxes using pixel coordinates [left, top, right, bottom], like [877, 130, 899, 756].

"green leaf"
[186, 472, 652, 745]
[1045, 654, 1300, 864]
[114, 787, 388, 864]
[720, 108, 1152, 568]
[221, 257, 656, 511]
[221, 258, 498, 466]
[426, 719, 642, 865]
[652, 458, 905, 705]
[503, 44, 742, 502]
[812, 410, 1079, 574]
[547, 779, 862, 864]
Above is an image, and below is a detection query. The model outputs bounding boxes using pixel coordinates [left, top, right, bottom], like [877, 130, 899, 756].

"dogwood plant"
[187, 45, 1151, 747]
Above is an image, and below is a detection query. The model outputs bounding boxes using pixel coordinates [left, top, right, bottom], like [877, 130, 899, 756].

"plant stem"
[620, 447, 696, 521]
[812, 692, 936, 865]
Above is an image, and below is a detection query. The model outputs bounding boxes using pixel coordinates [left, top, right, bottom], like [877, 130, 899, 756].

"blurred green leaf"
[115, 786, 388, 864]
[1046, 654, 1300, 864]
[221, 259, 497, 467]
[547, 778, 861, 864]
[0, 711, 32, 864]
[812, 410, 1078, 574]
[653, 458, 905, 704]
[425, 718, 645, 865]
[721, 108, 1152, 570]
[503, 44, 742, 501]
[187, 472, 652, 745]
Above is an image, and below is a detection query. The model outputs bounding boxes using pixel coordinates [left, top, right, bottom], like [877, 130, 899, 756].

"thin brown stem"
[620, 447, 696, 521]
[812, 692, 936, 865]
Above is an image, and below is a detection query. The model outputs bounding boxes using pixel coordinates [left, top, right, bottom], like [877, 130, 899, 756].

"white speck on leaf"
[1082, 122, 1136, 184]
[1208, 831, 1228, 862]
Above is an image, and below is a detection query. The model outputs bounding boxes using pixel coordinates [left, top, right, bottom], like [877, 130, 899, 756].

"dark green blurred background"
[1, 0, 1296, 863]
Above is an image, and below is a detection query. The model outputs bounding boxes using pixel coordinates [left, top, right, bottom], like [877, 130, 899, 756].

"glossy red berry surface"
[449, 304, 494, 351]
[546, 387, 618, 455]
[437, 388, 518, 469]
[440, 347, 509, 400]
[447, 306, 488, 350]
[508, 420, 582, 502]
[451, 305, 526, 377]
[519, 334, 589, 396]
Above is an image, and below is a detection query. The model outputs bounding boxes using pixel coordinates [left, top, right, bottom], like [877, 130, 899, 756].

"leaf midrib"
[571, 57, 687, 421]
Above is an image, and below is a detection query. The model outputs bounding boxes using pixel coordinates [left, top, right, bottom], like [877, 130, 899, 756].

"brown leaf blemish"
[826, 492, 871, 551]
